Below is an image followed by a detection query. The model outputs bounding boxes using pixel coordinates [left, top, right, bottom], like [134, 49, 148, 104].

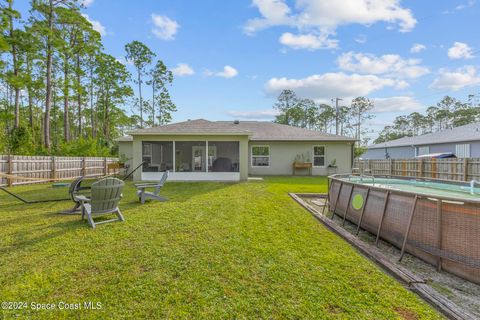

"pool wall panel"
[328, 175, 480, 285]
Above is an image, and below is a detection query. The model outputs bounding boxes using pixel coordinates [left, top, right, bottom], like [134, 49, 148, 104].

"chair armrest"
[74, 195, 91, 203]
[135, 183, 162, 189]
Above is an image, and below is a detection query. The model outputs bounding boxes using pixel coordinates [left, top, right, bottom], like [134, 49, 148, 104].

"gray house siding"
[416, 141, 480, 157]
[248, 141, 353, 176]
[363, 141, 480, 160]
[361, 146, 415, 159]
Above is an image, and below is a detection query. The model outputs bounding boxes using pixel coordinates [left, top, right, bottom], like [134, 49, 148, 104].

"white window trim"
[251, 145, 270, 168]
[312, 145, 326, 168]
[455, 143, 471, 158]
[418, 146, 430, 156]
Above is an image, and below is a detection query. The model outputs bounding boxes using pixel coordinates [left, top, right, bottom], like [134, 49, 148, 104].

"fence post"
[432, 158, 437, 179]
[103, 157, 107, 175]
[7, 154, 13, 187]
[463, 158, 468, 181]
[82, 157, 86, 177]
[419, 159, 424, 178]
[389, 159, 394, 176]
[51, 156, 56, 182]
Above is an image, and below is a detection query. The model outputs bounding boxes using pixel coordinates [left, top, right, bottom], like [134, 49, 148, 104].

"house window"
[417, 146, 429, 156]
[455, 144, 471, 158]
[313, 146, 326, 167]
[251, 146, 270, 167]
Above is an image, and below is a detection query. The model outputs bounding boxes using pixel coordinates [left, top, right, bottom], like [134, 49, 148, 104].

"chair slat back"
[90, 178, 124, 213]
[69, 176, 84, 201]
[159, 171, 169, 185]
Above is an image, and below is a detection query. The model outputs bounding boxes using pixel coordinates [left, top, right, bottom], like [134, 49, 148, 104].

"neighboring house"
[117, 119, 355, 181]
[362, 122, 480, 159]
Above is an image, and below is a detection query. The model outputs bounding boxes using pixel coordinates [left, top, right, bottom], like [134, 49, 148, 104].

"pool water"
[344, 177, 480, 201]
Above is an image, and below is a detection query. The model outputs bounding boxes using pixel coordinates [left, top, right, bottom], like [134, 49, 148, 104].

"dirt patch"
[394, 307, 419, 320]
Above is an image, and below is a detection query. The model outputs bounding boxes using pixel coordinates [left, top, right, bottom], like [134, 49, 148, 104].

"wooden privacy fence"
[354, 158, 480, 181]
[0, 155, 119, 187]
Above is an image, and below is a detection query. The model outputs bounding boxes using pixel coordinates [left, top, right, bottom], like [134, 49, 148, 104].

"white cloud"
[245, 0, 416, 49]
[80, 0, 94, 7]
[279, 32, 338, 50]
[355, 34, 367, 44]
[82, 14, 106, 36]
[455, 0, 476, 11]
[244, 0, 293, 35]
[116, 57, 133, 66]
[410, 43, 426, 53]
[430, 66, 480, 91]
[337, 52, 429, 79]
[447, 42, 474, 59]
[205, 65, 238, 79]
[265, 72, 407, 101]
[366, 119, 394, 127]
[151, 14, 179, 40]
[171, 63, 195, 76]
[372, 96, 422, 113]
[227, 109, 279, 119]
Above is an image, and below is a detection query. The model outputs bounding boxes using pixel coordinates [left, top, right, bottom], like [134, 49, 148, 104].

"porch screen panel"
[142, 142, 173, 172]
[208, 142, 240, 172]
[175, 142, 207, 172]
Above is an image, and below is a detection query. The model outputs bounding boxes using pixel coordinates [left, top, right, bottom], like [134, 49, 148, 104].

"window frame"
[251, 145, 270, 168]
[417, 146, 430, 156]
[455, 143, 471, 158]
[312, 145, 326, 168]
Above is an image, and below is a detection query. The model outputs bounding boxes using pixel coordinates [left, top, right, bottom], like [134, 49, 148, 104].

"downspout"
[351, 142, 354, 170]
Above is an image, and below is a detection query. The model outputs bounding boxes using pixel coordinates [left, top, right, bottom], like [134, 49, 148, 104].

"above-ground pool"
[328, 174, 480, 285]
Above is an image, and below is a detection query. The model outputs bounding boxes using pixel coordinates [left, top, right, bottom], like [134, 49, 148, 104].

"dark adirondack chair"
[135, 171, 169, 204]
[60, 176, 91, 214]
[75, 177, 125, 228]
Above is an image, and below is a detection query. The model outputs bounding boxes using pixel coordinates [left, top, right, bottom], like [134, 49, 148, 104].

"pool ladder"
[360, 174, 375, 186]
[470, 179, 480, 195]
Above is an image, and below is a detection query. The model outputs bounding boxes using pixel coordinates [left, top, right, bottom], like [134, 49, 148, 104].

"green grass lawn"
[0, 177, 442, 319]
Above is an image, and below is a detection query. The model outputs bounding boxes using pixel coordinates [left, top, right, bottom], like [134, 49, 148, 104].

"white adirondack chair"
[75, 177, 125, 228]
[135, 171, 169, 204]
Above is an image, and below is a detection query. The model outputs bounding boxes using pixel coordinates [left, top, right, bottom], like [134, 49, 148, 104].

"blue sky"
[16, 0, 480, 139]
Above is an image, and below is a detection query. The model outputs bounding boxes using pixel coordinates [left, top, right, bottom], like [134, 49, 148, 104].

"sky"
[15, 0, 480, 140]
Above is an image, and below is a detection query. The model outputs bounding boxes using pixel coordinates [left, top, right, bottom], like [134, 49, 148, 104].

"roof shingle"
[368, 122, 480, 149]
[126, 119, 354, 142]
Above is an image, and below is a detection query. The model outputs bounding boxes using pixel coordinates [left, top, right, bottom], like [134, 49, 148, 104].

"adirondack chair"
[60, 176, 91, 214]
[75, 177, 125, 228]
[135, 170, 169, 204]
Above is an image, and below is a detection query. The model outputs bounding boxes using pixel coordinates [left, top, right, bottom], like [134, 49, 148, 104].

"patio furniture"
[293, 162, 312, 175]
[59, 176, 91, 214]
[212, 157, 232, 172]
[75, 177, 125, 228]
[135, 171, 169, 204]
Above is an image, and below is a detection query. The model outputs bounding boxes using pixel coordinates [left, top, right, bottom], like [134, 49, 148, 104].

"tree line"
[272, 90, 480, 149]
[374, 95, 480, 144]
[0, 0, 176, 156]
[273, 89, 374, 146]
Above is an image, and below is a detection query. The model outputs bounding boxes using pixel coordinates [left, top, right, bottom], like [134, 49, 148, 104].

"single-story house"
[362, 122, 480, 159]
[117, 119, 355, 181]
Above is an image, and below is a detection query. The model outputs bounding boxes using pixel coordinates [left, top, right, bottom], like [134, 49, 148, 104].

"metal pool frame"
[328, 174, 480, 285]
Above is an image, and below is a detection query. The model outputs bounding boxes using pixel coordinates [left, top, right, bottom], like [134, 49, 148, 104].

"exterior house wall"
[248, 141, 353, 176]
[361, 146, 416, 159]
[417, 141, 480, 157]
[118, 141, 133, 169]
[364, 141, 480, 159]
[131, 134, 249, 181]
